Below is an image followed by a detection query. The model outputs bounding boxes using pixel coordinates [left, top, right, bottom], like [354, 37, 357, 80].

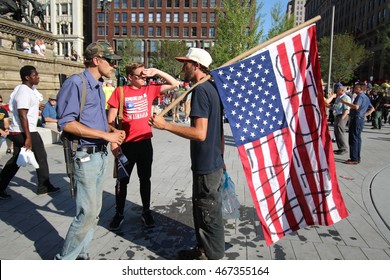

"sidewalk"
[0, 120, 389, 260]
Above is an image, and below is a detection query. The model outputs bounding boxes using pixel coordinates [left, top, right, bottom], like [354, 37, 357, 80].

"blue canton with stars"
[211, 50, 288, 146]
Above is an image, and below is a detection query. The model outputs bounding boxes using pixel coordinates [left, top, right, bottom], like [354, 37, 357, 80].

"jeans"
[192, 168, 225, 260]
[0, 132, 54, 192]
[372, 110, 382, 129]
[56, 150, 107, 260]
[115, 139, 153, 215]
[348, 117, 365, 162]
[334, 115, 348, 151]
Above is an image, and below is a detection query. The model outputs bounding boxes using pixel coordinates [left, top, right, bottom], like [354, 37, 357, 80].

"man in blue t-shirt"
[41, 94, 58, 132]
[341, 83, 375, 164]
[149, 48, 225, 260]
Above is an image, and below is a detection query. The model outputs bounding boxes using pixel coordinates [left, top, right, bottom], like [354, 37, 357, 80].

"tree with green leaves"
[116, 38, 143, 78]
[150, 40, 188, 77]
[318, 34, 369, 84]
[266, 1, 295, 40]
[211, 0, 263, 68]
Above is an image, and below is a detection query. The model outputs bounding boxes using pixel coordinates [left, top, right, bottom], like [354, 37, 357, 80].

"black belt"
[77, 145, 107, 154]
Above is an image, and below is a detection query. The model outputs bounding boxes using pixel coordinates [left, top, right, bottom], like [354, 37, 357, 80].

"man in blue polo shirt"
[55, 42, 126, 260]
[341, 83, 375, 164]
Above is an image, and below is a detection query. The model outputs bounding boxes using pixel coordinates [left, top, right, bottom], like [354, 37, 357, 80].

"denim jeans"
[348, 117, 365, 162]
[192, 168, 225, 260]
[56, 150, 107, 260]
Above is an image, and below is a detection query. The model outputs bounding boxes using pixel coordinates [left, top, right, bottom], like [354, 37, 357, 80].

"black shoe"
[141, 210, 155, 227]
[334, 149, 347, 155]
[108, 213, 124, 231]
[0, 190, 11, 200]
[177, 247, 208, 260]
[76, 254, 90, 260]
[37, 186, 60, 195]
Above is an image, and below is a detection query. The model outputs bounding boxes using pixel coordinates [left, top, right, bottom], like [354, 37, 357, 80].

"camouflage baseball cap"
[84, 42, 121, 61]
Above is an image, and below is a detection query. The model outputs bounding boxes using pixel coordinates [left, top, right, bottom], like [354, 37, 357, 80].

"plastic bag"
[221, 171, 240, 219]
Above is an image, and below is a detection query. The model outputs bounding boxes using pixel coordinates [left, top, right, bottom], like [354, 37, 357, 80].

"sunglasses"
[99, 56, 116, 65]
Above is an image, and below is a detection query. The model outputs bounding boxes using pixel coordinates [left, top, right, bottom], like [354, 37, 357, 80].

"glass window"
[192, 27, 197, 36]
[114, 12, 120, 22]
[156, 12, 162, 22]
[183, 13, 189, 22]
[201, 27, 207, 37]
[210, 12, 215, 22]
[149, 0, 155, 7]
[114, 26, 120, 36]
[139, 26, 144, 36]
[167, 0, 172, 7]
[201, 12, 207, 22]
[209, 27, 215, 37]
[114, 0, 120, 8]
[149, 12, 154, 22]
[174, 0, 180, 7]
[122, 26, 127, 36]
[192, 12, 197, 22]
[156, 26, 161, 36]
[131, 0, 136, 7]
[157, 0, 162, 7]
[202, 0, 208, 7]
[61, 3, 68, 15]
[185, 0, 190, 7]
[166, 13, 171, 22]
[192, 0, 198, 7]
[122, 12, 127, 22]
[131, 26, 137, 36]
[140, 0, 145, 7]
[131, 12, 136, 22]
[166, 26, 171, 36]
[151, 41, 159, 52]
[174, 12, 179, 22]
[210, 0, 216, 7]
[98, 26, 104, 36]
[98, 13, 104, 22]
[183, 27, 189, 36]
[148, 26, 154, 36]
[173, 26, 179, 36]
[122, 0, 128, 8]
[139, 12, 144, 22]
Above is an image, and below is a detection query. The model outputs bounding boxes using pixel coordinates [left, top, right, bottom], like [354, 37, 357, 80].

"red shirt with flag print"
[108, 84, 161, 142]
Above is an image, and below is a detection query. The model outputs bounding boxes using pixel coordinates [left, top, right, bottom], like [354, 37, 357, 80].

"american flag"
[211, 24, 348, 245]
[125, 93, 148, 114]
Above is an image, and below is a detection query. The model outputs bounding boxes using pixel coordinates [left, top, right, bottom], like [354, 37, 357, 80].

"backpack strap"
[117, 86, 124, 130]
[77, 73, 87, 117]
[70, 73, 87, 151]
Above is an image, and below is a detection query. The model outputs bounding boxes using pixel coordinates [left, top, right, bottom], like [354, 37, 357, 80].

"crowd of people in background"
[21, 37, 46, 56]
[326, 80, 390, 165]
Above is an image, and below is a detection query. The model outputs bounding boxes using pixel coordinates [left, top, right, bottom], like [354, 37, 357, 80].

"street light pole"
[327, 0, 336, 95]
[100, 0, 112, 42]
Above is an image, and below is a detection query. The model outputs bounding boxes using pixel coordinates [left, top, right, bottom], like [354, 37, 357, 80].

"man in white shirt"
[0, 65, 59, 199]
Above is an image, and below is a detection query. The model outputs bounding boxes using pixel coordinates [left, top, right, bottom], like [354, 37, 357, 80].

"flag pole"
[158, 15, 322, 117]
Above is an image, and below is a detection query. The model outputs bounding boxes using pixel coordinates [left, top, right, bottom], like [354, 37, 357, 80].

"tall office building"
[92, 0, 235, 66]
[287, 0, 306, 26]
[35, 0, 84, 58]
[305, 0, 390, 81]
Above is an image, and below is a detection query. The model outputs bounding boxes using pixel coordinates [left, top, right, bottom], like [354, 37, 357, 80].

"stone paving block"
[314, 242, 344, 260]
[337, 245, 367, 260]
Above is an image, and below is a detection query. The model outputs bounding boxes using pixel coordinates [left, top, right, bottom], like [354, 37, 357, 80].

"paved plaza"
[0, 119, 390, 260]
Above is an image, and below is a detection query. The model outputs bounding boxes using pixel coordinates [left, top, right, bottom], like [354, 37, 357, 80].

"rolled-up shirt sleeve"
[56, 75, 82, 132]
